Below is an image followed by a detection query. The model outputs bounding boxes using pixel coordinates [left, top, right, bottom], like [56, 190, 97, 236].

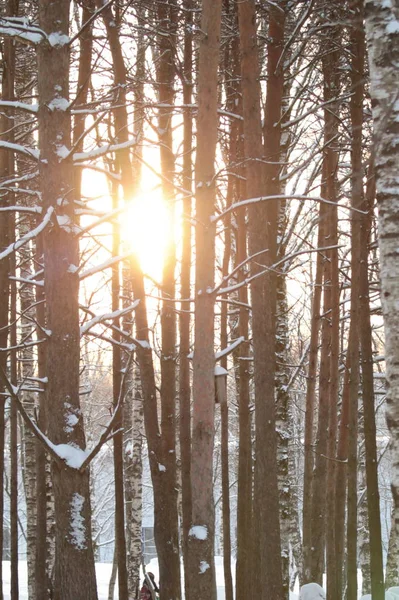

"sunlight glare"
[121, 188, 169, 280]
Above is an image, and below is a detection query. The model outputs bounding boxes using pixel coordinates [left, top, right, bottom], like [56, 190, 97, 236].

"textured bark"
[358, 11, 387, 587]
[157, 2, 182, 596]
[358, 454, 371, 595]
[365, 6, 399, 578]
[10, 245, 18, 600]
[319, 14, 341, 598]
[234, 182, 252, 600]
[125, 362, 143, 599]
[385, 509, 399, 588]
[302, 211, 323, 584]
[186, 1, 221, 598]
[334, 327, 351, 598]
[275, 274, 291, 596]
[179, 2, 193, 596]
[35, 236, 51, 600]
[38, 1, 98, 598]
[19, 234, 37, 600]
[0, 1, 15, 595]
[219, 149, 233, 600]
[238, 2, 285, 598]
[309, 189, 331, 584]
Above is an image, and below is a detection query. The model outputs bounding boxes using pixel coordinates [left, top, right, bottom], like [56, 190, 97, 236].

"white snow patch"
[189, 525, 208, 540]
[158, 463, 166, 472]
[56, 145, 69, 159]
[215, 365, 228, 376]
[50, 443, 88, 469]
[386, 20, 399, 35]
[48, 97, 70, 111]
[67, 264, 78, 274]
[56, 214, 71, 227]
[300, 583, 326, 600]
[65, 413, 79, 433]
[69, 493, 87, 550]
[48, 32, 70, 47]
[199, 561, 210, 574]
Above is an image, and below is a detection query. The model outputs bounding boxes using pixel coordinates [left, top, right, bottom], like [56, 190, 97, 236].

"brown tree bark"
[186, 1, 222, 598]
[38, 1, 98, 598]
[238, 2, 285, 598]
[179, 2, 193, 596]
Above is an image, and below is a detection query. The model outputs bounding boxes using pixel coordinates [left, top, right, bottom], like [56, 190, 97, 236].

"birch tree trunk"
[363, 5, 394, 597]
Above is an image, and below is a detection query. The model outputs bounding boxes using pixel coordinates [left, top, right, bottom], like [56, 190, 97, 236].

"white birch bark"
[364, 0, 399, 548]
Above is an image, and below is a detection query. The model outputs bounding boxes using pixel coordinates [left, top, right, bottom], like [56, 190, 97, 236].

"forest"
[0, 0, 399, 599]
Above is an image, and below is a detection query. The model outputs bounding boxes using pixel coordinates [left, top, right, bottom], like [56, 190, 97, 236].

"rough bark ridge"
[38, 1, 98, 598]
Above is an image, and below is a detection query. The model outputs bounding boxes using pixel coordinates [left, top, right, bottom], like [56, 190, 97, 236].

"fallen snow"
[300, 583, 325, 600]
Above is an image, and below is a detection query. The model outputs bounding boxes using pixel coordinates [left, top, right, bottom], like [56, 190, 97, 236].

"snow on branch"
[0, 140, 39, 160]
[79, 252, 131, 280]
[215, 337, 245, 360]
[214, 245, 341, 296]
[211, 194, 366, 223]
[0, 207, 54, 262]
[0, 100, 38, 114]
[0, 364, 66, 467]
[80, 301, 140, 336]
[0, 17, 46, 45]
[73, 137, 138, 163]
[188, 337, 245, 361]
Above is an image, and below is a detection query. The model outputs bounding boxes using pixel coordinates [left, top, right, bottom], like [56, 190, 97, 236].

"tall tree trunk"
[157, 3, 182, 597]
[0, 0, 16, 594]
[238, 2, 284, 597]
[309, 162, 332, 586]
[355, 7, 388, 600]
[179, 2, 193, 596]
[10, 234, 18, 600]
[186, 1, 222, 598]
[365, 7, 399, 599]
[302, 211, 323, 584]
[385, 508, 399, 589]
[38, 1, 98, 598]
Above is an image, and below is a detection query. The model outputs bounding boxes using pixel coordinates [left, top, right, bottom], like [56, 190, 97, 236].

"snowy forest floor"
[4, 559, 379, 599]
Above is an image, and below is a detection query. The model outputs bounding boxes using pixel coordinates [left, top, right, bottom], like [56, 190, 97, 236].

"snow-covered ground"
[2, 558, 231, 600]
[4, 560, 397, 599]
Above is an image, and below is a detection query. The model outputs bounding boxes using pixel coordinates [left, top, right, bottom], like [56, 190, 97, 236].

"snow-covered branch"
[0, 207, 54, 262]
[0, 365, 65, 467]
[211, 194, 366, 223]
[215, 245, 340, 296]
[0, 17, 46, 45]
[0, 140, 39, 160]
[79, 253, 132, 280]
[80, 301, 140, 336]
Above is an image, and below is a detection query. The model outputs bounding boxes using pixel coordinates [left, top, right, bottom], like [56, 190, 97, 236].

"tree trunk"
[238, 2, 284, 597]
[179, 2, 193, 596]
[157, 2, 182, 597]
[186, 1, 222, 598]
[38, 1, 98, 598]
[365, 7, 399, 598]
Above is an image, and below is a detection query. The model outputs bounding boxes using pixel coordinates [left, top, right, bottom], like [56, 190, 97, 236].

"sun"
[121, 187, 169, 281]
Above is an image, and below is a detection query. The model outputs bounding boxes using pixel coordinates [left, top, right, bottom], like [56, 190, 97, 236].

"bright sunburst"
[121, 187, 169, 281]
